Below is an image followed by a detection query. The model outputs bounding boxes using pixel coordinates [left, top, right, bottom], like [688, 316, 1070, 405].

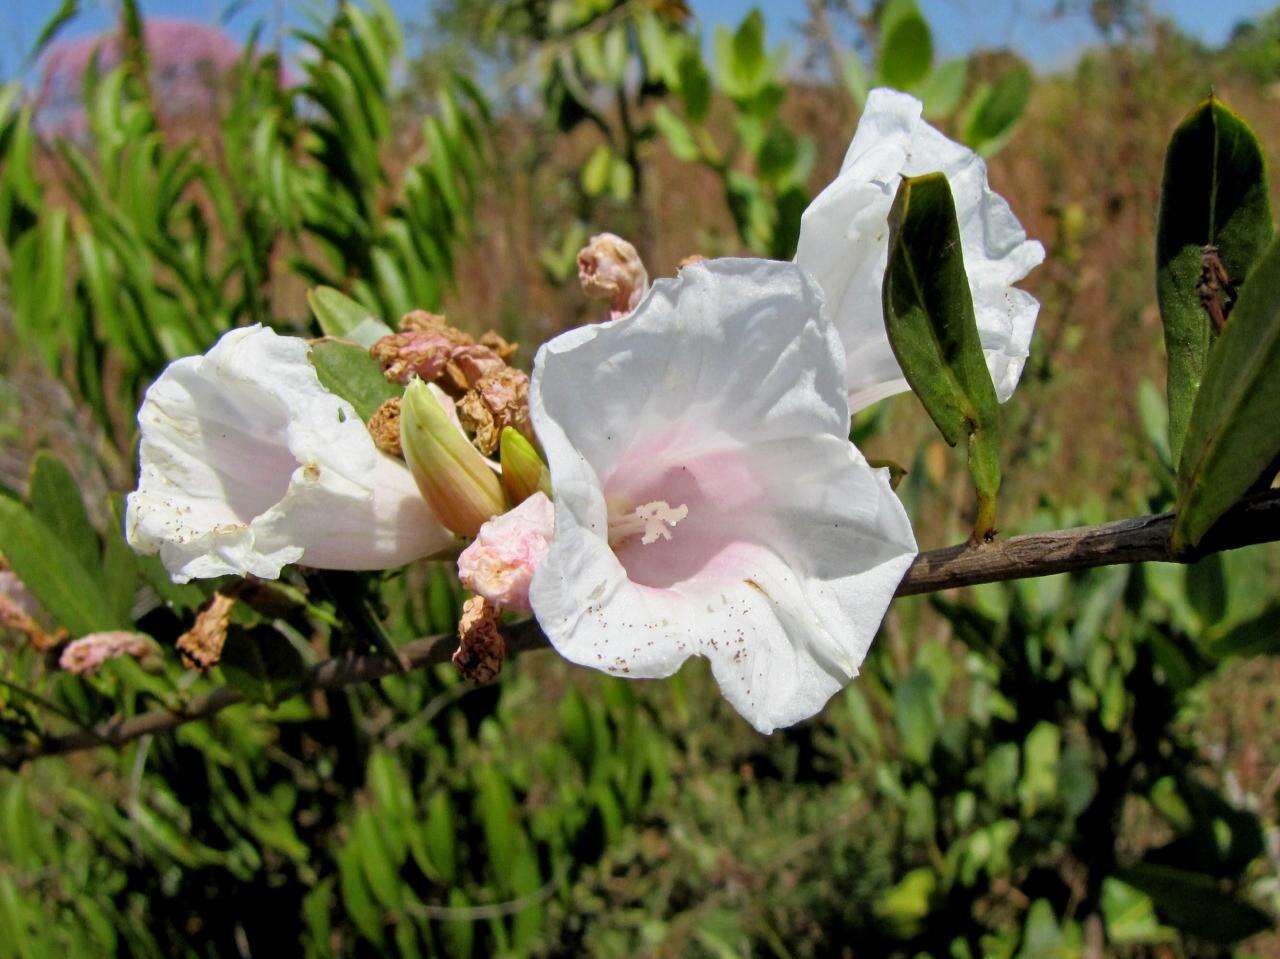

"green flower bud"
[499, 427, 552, 505]
[400, 380, 507, 538]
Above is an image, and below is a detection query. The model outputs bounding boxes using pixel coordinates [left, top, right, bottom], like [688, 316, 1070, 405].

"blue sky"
[2, 0, 1277, 80]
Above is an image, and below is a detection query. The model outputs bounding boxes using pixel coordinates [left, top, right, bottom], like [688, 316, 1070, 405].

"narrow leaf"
[1116, 863, 1272, 943]
[27, 452, 99, 578]
[0, 498, 116, 636]
[307, 285, 392, 347]
[1157, 96, 1273, 462]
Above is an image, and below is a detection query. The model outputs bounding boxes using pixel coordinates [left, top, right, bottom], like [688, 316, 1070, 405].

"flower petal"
[126, 325, 453, 582]
[795, 87, 1045, 411]
[530, 258, 917, 733]
[532, 257, 849, 483]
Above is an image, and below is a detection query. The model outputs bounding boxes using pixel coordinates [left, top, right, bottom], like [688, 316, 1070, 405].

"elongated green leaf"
[308, 338, 401, 424]
[102, 497, 139, 626]
[877, 0, 933, 91]
[1157, 97, 1273, 463]
[713, 10, 769, 102]
[1116, 863, 1272, 943]
[307, 285, 392, 347]
[27, 452, 100, 578]
[28, 1, 80, 65]
[918, 59, 968, 119]
[960, 64, 1031, 156]
[1172, 235, 1280, 551]
[884, 172, 1001, 538]
[0, 498, 115, 636]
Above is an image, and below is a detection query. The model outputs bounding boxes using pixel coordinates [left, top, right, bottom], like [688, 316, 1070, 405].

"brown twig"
[3, 490, 1278, 768]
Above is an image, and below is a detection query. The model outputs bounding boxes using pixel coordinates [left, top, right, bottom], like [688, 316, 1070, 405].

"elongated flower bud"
[401, 379, 507, 538]
[498, 427, 551, 505]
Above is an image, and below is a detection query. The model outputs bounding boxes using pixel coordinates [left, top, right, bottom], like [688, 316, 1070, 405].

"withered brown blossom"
[456, 367, 533, 456]
[367, 397, 403, 458]
[176, 593, 236, 671]
[577, 233, 648, 319]
[453, 596, 505, 684]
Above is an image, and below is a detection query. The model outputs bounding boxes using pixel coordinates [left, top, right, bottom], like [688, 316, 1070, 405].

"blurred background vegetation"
[2, 0, 1280, 955]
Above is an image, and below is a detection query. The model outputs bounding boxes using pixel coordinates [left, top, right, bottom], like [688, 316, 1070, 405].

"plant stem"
[3, 489, 1278, 767]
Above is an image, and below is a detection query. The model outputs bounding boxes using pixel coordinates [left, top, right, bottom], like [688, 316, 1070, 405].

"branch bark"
[4, 489, 1278, 768]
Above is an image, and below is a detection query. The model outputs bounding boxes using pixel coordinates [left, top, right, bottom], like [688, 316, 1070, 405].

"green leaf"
[307, 286, 392, 347]
[422, 790, 458, 885]
[1101, 878, 1176, 945]
[840, 52, 869, 106]
[1172, 233, 1280, 550]
[918, 59, 968, 119]
[893, 669, 939, 765]
[654, 105, 700, 163]
[0, 497, 115, 636]
[883, 172, 1002, 539]
[873, 867, 936, 929]
[1116, 863, 1272, 943]
[27, 452, 100, 578]
[102, 496, 139, 627]
[1208, 604, 1280, 658]
[1018, 722, 1060, 816]
[713, 10, 769, 102]
[337, 844, 384, 946]
[308, 338, 401, 423]
[1157, 97, 1273, 464]
[28, 0, 80, 64]
[755, 123, 800, 185]
[580, 143, 615, 197]
[676, 50, 712, 122]
[961, 64, 1032, 157]
[877, 0, 933, 91]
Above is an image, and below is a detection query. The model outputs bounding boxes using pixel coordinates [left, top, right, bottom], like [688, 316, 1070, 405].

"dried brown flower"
[453, 596, 505, 684]
[177, 593, 236, 671]
[456, 367, 532, 455]
[367, 397, 403, 457]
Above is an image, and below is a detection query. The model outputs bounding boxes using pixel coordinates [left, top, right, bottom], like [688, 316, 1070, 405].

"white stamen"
[608, 500, 689, 546]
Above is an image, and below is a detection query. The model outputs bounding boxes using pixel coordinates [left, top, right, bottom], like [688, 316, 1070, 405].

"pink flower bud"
[456, 492, 554, 613]
[577, 233, 649, 319]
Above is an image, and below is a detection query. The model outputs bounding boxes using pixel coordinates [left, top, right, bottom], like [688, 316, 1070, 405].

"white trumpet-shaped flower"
[796, 87, 1045, 411]
[126, 325, 454, 583]
[529, 259, 917, 734]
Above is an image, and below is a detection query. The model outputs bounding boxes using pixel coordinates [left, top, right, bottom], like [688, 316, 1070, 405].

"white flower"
[529, 259, 917, 733]
[126, 325, 454, 583]
[795, 87, 1045, 411]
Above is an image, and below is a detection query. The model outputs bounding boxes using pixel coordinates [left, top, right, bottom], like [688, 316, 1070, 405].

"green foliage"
[0, 1, 489, 446]
[1155, 96, 1274, 463]
[884, 173, 1001, 539]
[655, 8, 813, 258]
[839, 0, 1030, 154]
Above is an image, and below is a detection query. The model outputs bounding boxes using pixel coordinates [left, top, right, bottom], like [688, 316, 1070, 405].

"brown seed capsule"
[454, 596, 505, 684]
